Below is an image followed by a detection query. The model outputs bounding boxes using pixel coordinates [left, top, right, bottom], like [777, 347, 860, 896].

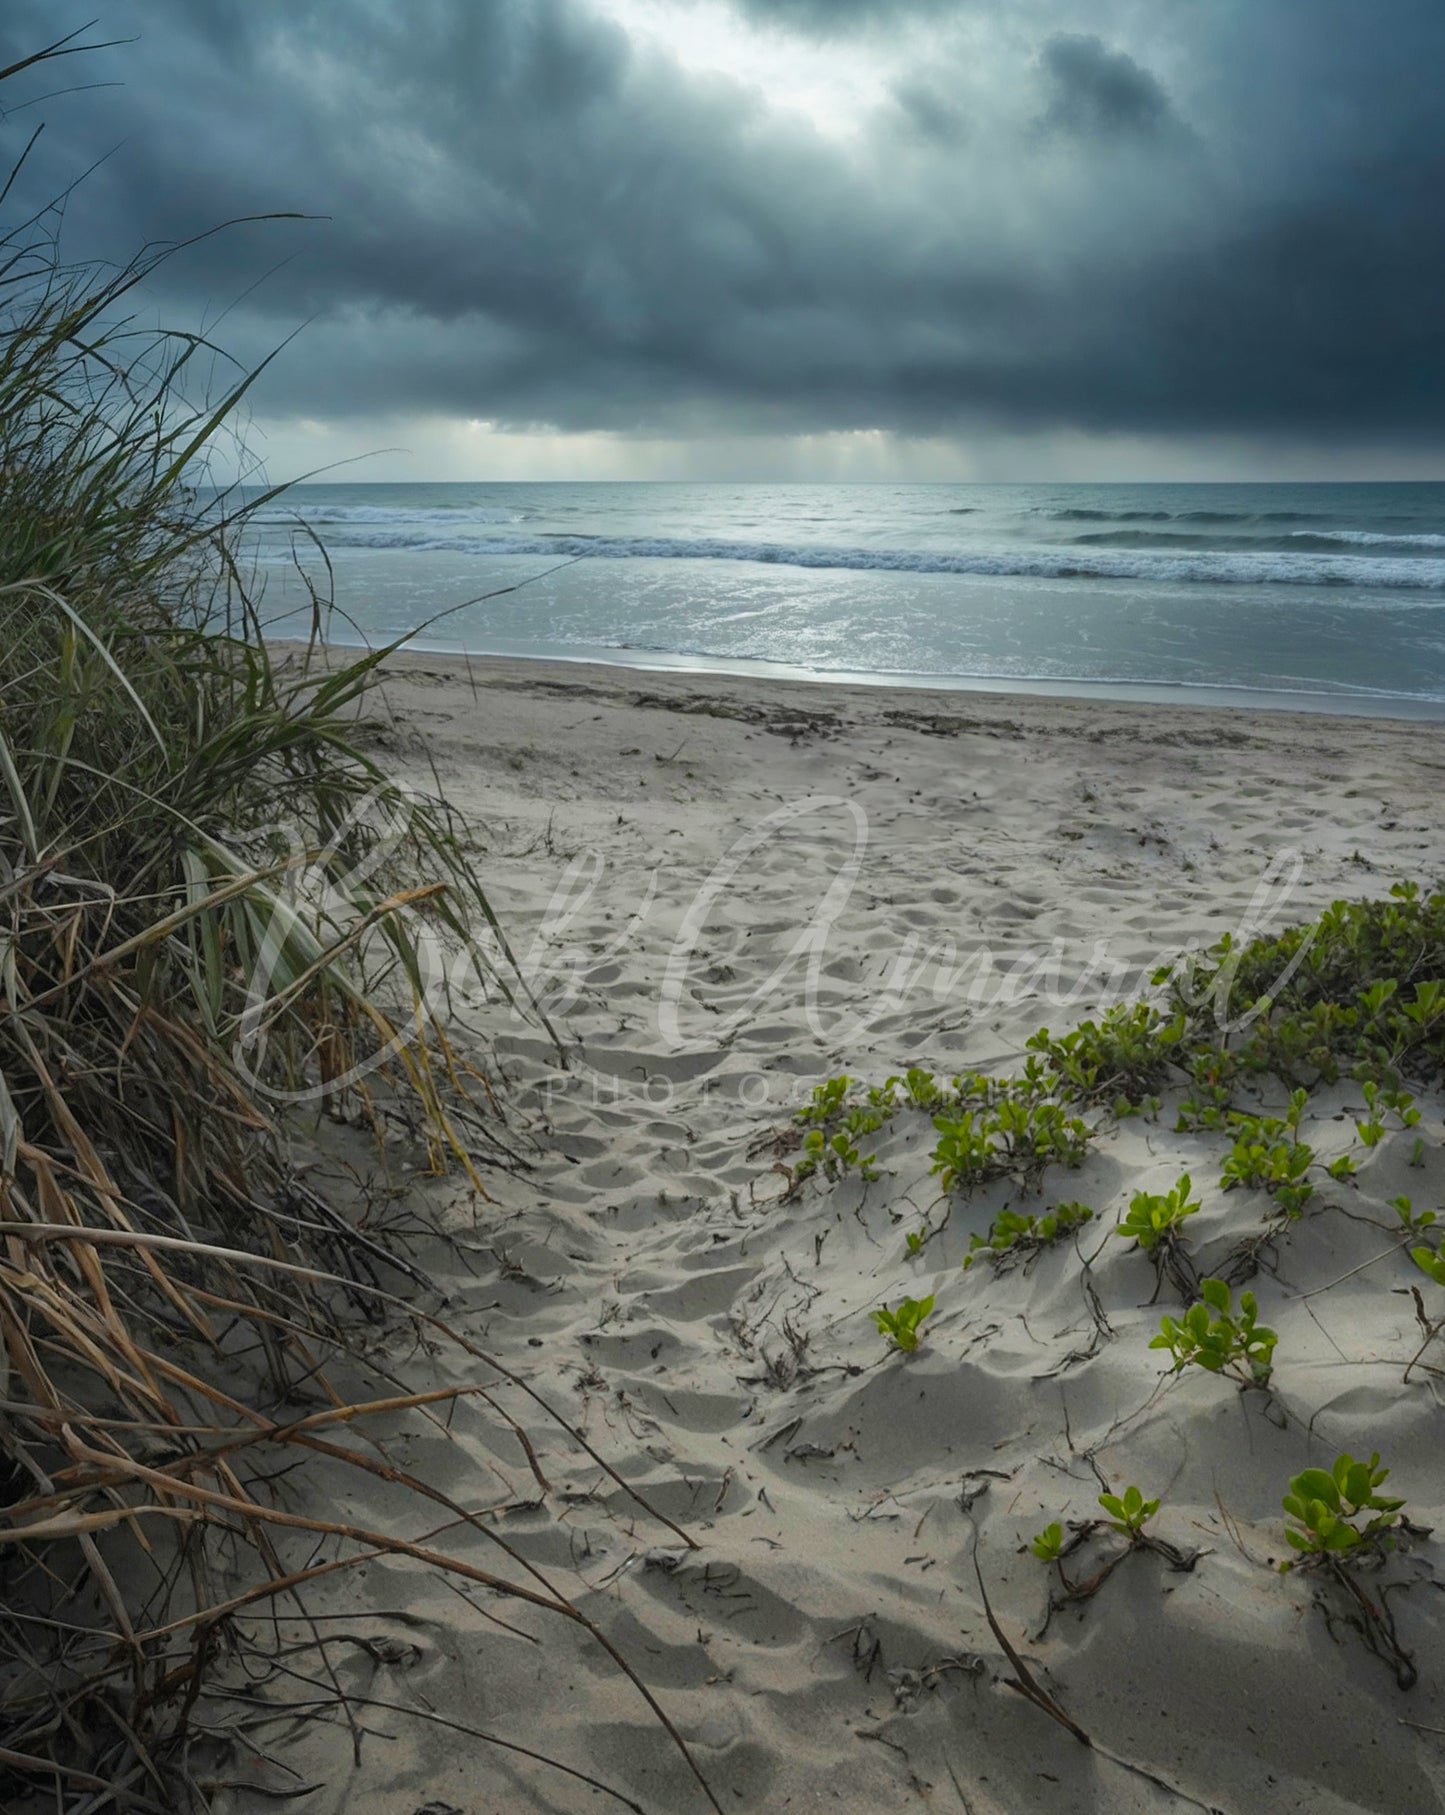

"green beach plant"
[1411, 1245, 1445, 1289]
[964, 1199, 1093, 1269]
[1151, 1278, 1277, 1384]
[1356, 1079, 1421, 1147]
[1281, 1452, 1405, 1563]
[1030, 1521, 1066, 1562]
[1220, 1133, 1315, 1216]
[1098, 1484, 1159, 1541]
[883, 1065, 947, 1110]
[1278, 1452, 1419, 1688]
[1026, 1002, 1185, 1108]
[872, 1293, 935, 1352]
[797, 1072, 854, 1124]
[1391, 1195, 1436, 1236]
[930, 1091, 1091, 1192]
[1165, 885, 1445, 1082]
[795, 1125, 880, 1184]
[1115, 1174, 1200, 1251]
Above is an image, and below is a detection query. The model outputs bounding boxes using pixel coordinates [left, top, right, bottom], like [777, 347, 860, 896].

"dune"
[229, 650, 1445, 1815]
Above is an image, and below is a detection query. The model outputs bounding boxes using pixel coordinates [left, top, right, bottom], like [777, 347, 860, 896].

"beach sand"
[231, 651, 1445, 1815]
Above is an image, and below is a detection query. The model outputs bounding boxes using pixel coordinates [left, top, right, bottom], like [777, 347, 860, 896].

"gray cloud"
[720, 0, 959, 25]
[891, 80, 970, 147]
[1036, 33, 1179, 140]
[1, 0, 1442, 454]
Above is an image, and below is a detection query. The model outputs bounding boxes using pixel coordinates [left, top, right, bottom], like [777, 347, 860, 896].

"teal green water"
[244, 479, 1445, 715]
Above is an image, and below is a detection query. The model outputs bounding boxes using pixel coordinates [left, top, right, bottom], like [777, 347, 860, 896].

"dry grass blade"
[0, 33, 707, 1815]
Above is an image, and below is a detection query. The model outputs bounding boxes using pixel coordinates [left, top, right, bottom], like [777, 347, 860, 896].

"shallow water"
[240, 479, 1445, 714]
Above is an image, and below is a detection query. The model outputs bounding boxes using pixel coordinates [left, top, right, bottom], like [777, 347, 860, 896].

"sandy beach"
[9, 11, 1445, 1810]
[230, 650, 1445, 1815]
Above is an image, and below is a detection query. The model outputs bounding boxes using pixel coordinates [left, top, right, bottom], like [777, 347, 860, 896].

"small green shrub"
[1098, 1484, 1159, 1540]
[1026, 1003, 1185, 1107]
[1355, 1080, 1421, 1147]
[1151, 1278, 1277, 1384]
[1281, 1452, 1405, 1564]
[871, 1294, 935, 1352]
[795, 1126, 879, 1185]
[930, 1109, 994, 1191]
[1220, 1132, 1315, 1216]
[1391, 1195, 1436, 1236]
[994, 1097, 1092, 1170]
[1161, 886, 1445, 1086]
[964, 1200, 1093, 1269]
[1030, 1521, 1065, 1562]
[883, 1066, 947, 1110]
[796, 1074, 854, 1125]
[1175, 1049, 1237, 1132]
[1115, 1174, 1200, 1251]
[931, 1092, 1091, 1192]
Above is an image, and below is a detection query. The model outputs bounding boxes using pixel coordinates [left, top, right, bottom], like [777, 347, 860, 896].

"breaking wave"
[295, 525, 1445, 591]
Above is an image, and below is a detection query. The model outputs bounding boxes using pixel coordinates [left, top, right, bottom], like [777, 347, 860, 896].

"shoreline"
[277, 636, 1445, 727]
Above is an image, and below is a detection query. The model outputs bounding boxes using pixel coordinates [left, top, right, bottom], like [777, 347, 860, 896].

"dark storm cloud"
[1, 0, 1443, 447]
[1036, 34, 1179, 140]
[891, 80, 969, 148]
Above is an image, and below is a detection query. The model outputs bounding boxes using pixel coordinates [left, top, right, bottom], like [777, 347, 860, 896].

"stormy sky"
[2, 1, 1442, 481]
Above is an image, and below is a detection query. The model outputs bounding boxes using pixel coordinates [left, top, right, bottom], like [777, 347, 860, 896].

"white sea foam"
[1290, 529, 1445, 549]
[299, 526, 1445, 591]
[253, 504, 524, 527]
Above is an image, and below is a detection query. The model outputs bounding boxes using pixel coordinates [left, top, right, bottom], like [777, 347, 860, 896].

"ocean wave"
[1290, 528, 1445, 550]
[1038, 505, 1445, 533]
[289, 526, 1445, 591]
[1042, 507, 1190, 522]
[1075, 529, 1445, 555]
[1075, 530, 1277, 550]
[253, 504, 524, 527]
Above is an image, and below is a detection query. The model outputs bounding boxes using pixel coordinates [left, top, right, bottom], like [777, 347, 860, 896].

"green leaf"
[1291, 1470, 1340, 1511]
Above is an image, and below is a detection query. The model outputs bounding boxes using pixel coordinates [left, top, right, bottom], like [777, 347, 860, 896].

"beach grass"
[0, 34, 689, 1811]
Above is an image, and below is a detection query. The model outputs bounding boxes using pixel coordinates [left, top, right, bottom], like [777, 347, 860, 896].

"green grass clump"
[0, 36, 663, 1810]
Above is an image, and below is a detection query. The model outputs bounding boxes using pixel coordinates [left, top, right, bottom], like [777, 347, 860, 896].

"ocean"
[242, 480, 1445, 715]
